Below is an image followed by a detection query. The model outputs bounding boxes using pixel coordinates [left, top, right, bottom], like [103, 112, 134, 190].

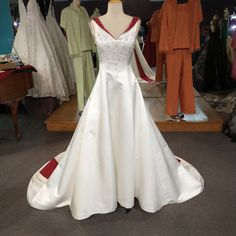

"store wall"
[9, 0, 236, 32]
[53, 0, 162, 22]
[53, 0, 236, 24]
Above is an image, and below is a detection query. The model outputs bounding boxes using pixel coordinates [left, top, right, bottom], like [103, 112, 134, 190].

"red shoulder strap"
[125, 17, 140, 32]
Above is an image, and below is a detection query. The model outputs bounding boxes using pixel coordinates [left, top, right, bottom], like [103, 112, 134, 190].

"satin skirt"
[27, 66, 204, 220]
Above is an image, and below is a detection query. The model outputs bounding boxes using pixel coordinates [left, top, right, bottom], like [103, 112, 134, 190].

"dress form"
[91, 8, 101, 19]
[71, 0, 80, 8]
[96, 0, 140, 39]
[60, 0, 95, 112]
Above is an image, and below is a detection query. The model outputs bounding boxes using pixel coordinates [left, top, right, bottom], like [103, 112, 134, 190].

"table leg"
[8, 100, 21, 141]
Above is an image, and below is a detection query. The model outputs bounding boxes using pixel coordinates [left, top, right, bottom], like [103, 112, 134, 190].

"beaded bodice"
[92, 17, 139, 72]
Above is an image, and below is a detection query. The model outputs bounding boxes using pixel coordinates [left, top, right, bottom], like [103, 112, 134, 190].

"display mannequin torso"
[60, 0, 94, 54]
[91, 0, 140, 39]
[71, 0, 80, 9]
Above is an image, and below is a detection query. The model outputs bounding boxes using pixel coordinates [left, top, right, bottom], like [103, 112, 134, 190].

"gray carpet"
[0, 114, 236, 236]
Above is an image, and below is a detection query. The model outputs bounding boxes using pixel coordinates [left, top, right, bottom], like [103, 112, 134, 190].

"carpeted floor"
[0, 114, 236, 236]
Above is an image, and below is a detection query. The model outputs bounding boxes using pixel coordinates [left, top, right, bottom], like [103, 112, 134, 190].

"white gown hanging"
[27, 17, 204, 220]
[13, 0, 29, 64]
[45, 0, 76, 95]
[14, 0, 70, 101]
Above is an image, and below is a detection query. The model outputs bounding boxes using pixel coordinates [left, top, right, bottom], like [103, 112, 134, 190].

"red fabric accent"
[134, 50, 153, 83]
[0, 65, 37, 81]
[40, 159, 59, 179]
[94, 17, 140, 39]
[125, 17, 140, 32]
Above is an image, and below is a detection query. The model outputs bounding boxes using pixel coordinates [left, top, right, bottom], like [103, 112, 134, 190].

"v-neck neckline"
[94, 17, 139, 40]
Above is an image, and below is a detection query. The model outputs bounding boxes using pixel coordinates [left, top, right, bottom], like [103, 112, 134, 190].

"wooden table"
[0, 66, 35, 140]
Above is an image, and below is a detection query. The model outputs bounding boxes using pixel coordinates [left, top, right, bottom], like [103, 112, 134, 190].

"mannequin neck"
[106, 2, 124, 17]
[71, 0, 80, 9]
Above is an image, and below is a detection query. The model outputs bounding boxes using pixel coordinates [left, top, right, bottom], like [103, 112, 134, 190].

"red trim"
[40, 159, 58, 179]
[134, 50, 153, 83]
[94, 17, 139, 39]
[125, 17, 140, 32]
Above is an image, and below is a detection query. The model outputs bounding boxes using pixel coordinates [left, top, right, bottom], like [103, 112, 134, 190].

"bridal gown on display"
[27, 17, 204, 220]
[14, 0, 71, 101]
[45, 0, 76, 95]
[13, 0, 29, 64]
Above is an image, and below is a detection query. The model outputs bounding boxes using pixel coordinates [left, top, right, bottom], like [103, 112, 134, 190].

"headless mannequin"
[90, 8, 101, 19]
[91, 0, 140, 39]
[61, 0, 81, 37]
[90, 0, 140, 213]
[60, 0, 95, 113]
[71, 0, 80, 9]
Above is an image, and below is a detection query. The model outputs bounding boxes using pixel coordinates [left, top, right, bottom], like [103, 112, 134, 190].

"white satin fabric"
[27, 19, 204, 220]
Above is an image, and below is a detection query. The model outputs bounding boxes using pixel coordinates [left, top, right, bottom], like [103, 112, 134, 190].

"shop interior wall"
[18, 1, 236, 27]
[53, 0, 236, 25]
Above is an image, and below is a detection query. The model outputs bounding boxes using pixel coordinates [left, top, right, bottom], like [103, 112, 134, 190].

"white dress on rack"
[14, 0, 71, 101]
[13, 0, 29, 64]
[27, 17, 204, 220]
[45, 0, 76, 95]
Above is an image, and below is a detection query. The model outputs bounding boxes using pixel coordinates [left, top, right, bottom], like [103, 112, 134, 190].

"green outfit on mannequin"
[60, 1, 95, 113]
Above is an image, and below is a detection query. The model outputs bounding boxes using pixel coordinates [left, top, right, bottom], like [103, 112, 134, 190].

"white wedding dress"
[45, 0, 76, 95]
[13, 0, 29, 64]
[27, 17, 204, 220]
[14, 0, 71, 101]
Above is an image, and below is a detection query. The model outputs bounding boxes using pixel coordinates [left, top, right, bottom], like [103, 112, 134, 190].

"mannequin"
[159, 0, 203, 120]
[60, 0, 95, 114]
[93, 0, 140, 39]
[90, 1, 154, 83]
[71, 0, 80, 8]
[90, 7, 101, 19]
[90, 0, 140, 212]
[27, 0, 204, 220]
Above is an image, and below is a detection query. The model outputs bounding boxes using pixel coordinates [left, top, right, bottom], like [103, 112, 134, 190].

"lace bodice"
[92, 17, 140, 72]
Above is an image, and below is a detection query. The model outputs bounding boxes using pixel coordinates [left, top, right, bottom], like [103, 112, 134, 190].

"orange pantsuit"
[159, 0, 203, 115]
[166, 50, 195, 115]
